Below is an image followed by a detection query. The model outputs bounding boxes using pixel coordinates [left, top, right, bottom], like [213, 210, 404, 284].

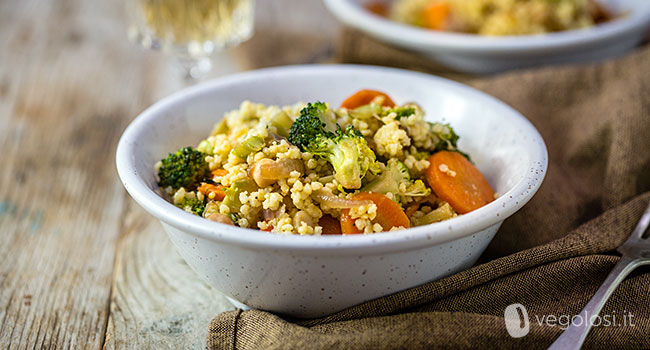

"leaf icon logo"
[504, 303, 530, 338]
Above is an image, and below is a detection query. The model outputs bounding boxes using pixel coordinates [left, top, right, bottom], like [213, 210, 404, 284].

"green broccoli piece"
[430, 122, 460, 152]
[287, 102, 331, 150]
[231, 110, 295, 159]
[412, 151, 432, 160]
[401, 179, 430, 197]
[289, 102, 380, 189]
[175, 196, 206, 216]
[361, 159, 430, 203]
[383, 106, 416, 119]
[347, 104, 415, 121]
[157, 147, 210, 190]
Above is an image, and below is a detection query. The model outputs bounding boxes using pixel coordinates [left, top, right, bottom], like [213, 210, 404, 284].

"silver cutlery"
[548, 201, 650, 349]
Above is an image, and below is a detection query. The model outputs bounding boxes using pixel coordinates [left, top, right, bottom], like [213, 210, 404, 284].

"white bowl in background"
[324, 0, 650, 73]
[115, 65, 547, 318]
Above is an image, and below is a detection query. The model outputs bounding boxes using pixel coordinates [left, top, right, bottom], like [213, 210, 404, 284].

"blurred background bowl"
[116, 64, 547, 317]
[324, 0, 650, 73]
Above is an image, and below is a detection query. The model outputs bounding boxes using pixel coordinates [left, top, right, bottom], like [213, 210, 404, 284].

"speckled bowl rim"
[324, 0, 650, 53]
[116, 65, 548, 255]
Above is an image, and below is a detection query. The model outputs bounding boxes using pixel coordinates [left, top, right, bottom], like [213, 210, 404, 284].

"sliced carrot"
[212, 168, 228, 177]
[422, 2, 449, 30]
[197, 183, 226, 201]
[340, 192, 410, 234]
[340, 89, 396, 109]
[365, 2, 388, 17]
[319, 215, 342, 235]
[425, 151, 494, 214]
[340, 211, 361, 234]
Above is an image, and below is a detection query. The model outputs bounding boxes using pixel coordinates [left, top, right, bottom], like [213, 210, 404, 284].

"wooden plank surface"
[0, 0, 337, 348]
[0, 1, 173, 349]
[0, 0, 167, 348]
[103, 200, 236, 350]
[104, 2, 338, 348]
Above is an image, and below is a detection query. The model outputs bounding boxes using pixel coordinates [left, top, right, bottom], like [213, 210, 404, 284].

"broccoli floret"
[175, 196, 206, 216]
[289, 102, 380, 189]
[383, 106, 415, 119]
[158, 147, 210, 190]
[231, 110, 295, 159]
[288, 102, 333, 150]
[347, 104, 415, 121]
[361, 159, 430, 203]
[401, 179, 430, 197]
[430, 122, 462, 153]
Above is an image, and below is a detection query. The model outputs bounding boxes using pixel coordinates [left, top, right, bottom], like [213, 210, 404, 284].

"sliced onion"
[312, 189, 371, 208]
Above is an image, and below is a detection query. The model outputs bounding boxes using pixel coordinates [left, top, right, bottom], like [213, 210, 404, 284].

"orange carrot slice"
[212, 168, 228, 177]
[197, 183, 226, 201]
[340, 192, 410, 234]
[340, 210, 360, 234]
[319, 215, 342, 235]
[340, 89, 396, 109]
[422, 2, 449, 30]
[425, 151, 494, 214]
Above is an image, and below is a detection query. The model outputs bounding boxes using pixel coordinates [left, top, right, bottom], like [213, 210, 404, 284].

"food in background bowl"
[384, 0, 610, 35]
[156, 90, 495, 235]
[325, 0, 650, 73]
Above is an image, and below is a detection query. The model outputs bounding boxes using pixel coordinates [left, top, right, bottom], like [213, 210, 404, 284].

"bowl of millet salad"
[156, 91, 496, 235]
[116, 65, 547, 317]
[324, 0, 650, 73]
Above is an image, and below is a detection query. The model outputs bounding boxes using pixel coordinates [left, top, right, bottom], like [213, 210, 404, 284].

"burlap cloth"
[208, 29, 650, 349]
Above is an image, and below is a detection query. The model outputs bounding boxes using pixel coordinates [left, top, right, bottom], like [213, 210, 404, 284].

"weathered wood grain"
[103, 200, 235, 350]
[0, 0, 338, 348]
[0, 0, 167, 348]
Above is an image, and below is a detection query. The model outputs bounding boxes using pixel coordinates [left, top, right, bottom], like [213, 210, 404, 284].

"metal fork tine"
[630, 202, 650, 240]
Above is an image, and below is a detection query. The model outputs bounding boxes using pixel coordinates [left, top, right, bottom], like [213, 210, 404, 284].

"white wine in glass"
[127, 0, 254, 79]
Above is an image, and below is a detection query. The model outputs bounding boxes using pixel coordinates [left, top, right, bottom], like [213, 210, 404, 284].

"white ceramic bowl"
[116, 65, 547, 318]
[324, 0, 650, 73]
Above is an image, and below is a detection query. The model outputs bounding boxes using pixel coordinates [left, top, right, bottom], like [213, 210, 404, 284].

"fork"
[548, 202, 650, 350]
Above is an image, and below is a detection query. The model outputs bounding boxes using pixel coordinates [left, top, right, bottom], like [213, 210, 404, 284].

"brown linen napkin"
[207, 35, 650, 350]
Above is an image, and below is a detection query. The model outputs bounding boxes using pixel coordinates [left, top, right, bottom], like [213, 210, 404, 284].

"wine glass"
[126, 0, 255, 80]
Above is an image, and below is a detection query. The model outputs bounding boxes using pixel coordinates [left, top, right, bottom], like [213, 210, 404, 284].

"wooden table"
[0, 1, 337, 348]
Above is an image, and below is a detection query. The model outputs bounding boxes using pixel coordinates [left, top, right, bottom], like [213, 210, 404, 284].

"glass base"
[125, 0, 255, 80]
[128, 24, 253, 80]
